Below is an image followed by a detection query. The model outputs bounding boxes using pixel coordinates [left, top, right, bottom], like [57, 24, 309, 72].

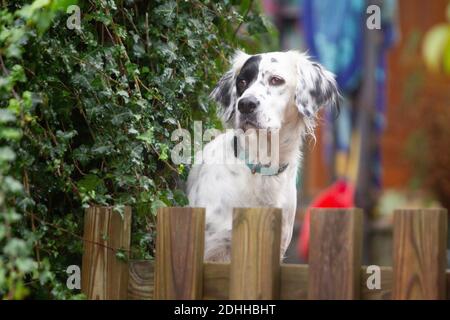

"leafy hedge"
[0, 0, 277, 299]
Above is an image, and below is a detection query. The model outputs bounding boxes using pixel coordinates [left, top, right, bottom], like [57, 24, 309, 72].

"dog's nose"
[238, 96, 259, 114]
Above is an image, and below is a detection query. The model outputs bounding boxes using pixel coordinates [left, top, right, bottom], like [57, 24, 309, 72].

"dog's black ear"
[210, 50, 250, 125]
[293, 52, 340, 122]
[210, 69, 234, 122]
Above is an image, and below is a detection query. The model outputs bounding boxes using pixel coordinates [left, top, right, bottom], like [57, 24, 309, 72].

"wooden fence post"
[392, 208, 448, 300]
[128, 260, 154, 300]
[308, 208, 363, 300]
[154, 207, 205, 299]
[229, 208, 282, 299]
[81, 206, 131, 299]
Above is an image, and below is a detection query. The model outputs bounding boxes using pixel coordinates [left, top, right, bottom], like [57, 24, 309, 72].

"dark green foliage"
[0, 0, 277, 298]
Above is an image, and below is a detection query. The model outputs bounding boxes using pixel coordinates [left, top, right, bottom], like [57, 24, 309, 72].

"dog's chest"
[202, 166, 288, 209]
[249, 173, 285, 206]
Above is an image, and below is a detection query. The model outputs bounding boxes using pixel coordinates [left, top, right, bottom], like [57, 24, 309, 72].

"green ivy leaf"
[136, 128, 154, 144]
[151, 199, 167, 216]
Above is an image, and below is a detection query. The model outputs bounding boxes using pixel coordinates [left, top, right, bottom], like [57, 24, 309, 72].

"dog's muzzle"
[238, 96, 259, 114]
[238, 96, 260, 130]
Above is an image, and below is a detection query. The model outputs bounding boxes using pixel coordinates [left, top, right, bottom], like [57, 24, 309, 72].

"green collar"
[233, 136, 288, 176]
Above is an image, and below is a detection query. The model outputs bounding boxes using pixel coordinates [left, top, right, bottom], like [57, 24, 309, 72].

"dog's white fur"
[187, 51, 338, 262]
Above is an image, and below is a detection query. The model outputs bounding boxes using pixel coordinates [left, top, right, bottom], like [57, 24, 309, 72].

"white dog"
[187, 50, 339, 262]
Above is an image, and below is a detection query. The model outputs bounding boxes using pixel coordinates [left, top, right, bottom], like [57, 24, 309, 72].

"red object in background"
[298, 179, 355, 260]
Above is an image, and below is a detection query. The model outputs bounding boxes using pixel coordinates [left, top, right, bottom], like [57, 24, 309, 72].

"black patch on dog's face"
[236, 55, 261, 97]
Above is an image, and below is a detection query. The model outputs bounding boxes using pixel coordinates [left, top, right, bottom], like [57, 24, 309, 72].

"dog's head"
[210, 50, 339, 135]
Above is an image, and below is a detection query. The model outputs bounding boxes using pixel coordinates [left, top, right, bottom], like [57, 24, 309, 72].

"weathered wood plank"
[126, 260, 450, 300]
[279, 264, 309, 300]
[81, 206, 131, 300]
[447, 269, 450, 300]
[128, 260, 154, 300]
[392, 208, 448, 300]
[203, 262, 229, 300]
[280, 265, 393, 300]
[279, 265, 394, 300]
[154, 207, 205, 299]
[308, 208, 363, 300]
[360, 266, 393, 300]
[229, 208, 282, 299]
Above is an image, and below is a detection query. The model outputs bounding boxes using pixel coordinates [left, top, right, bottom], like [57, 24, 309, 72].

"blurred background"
[256, 0, 450, 265]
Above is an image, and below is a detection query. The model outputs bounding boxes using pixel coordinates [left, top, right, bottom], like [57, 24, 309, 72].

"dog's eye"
[269, 76, 285, 86]
[237, 79, 247, 90]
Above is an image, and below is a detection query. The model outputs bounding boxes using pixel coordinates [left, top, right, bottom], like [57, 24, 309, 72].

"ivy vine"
[0, 0, 277, 299]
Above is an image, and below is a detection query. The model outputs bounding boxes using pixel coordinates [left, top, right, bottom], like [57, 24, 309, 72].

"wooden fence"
[81, 206, 449, 300]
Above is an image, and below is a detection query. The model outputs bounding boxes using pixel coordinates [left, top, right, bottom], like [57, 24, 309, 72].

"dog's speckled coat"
[187, 51, 339, 262]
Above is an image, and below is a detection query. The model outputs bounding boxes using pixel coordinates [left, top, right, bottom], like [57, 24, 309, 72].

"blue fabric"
[302, 0, 365, 92]
[300, 0, 398, 192]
